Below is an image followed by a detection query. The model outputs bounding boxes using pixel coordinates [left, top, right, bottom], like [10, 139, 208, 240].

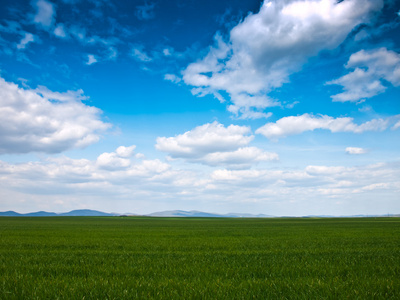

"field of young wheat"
[0, 217, 399, 299]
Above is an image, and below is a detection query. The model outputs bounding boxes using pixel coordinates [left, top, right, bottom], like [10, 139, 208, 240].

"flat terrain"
[0, 217, 399, 299]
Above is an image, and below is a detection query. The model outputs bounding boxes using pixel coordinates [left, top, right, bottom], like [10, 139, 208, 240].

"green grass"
[0, 217, 399, 299]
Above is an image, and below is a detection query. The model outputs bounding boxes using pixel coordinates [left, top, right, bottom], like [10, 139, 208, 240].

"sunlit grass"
[0, 217, 399, 299]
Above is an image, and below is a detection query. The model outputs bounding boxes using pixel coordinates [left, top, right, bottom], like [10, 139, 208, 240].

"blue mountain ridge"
[0, 209, 116, 217]
[0, 209, 398, 218]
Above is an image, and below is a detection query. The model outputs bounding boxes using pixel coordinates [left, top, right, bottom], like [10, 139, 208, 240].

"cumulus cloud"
[116, 145, 136, 158]
[0, 77, 111, 154]
[95, 146, 154, 171]
[346, 147, 367, 155]
[327, 48, 400, 102]
[256, 113, 390, 139]
[156, 122, 253, 157]
[0, 145, 171, 199]
[97, 152, 131, 170]
[33, 0, 55, 28]
[156, 121, 277, 168]
[182, 0, 383, 118]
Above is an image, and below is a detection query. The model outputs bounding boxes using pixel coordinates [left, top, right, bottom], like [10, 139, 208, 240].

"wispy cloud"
[346, 147, 367, 155]
[164, 74, 181, 84]
[327, 48, 400, 102]
[256, 114, 391, 140]
[131, 45, 152, 62]
[136, 2, 156, 20]
[17, 33, 35, 49]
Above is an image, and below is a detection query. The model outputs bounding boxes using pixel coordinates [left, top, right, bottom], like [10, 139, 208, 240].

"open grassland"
[0, 217, 399, 299]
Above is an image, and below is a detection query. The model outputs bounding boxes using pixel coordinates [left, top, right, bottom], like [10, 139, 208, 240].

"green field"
[0, 217, 399, 299]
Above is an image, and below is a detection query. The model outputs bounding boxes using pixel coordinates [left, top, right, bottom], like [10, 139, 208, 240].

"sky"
[0, 0, 399, 216]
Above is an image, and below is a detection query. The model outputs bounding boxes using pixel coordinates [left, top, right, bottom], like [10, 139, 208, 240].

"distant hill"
[59, 209, 116, 216]
[25, 211, 58, 217]
[0, 209, 273, 218]
[0, 209, 116, 217]
[0, 209, 398, 218]
[146, 210, 274, 218]
[0, 211, 22, 216]
[147, 210, 225, 217]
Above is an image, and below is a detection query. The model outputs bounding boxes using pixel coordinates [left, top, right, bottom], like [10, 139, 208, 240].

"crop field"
[0, 217, 399, 299]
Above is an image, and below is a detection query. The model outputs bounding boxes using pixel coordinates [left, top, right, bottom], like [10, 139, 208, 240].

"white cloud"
[54, 24, 67, 38]
[97, 152, 131, 170]
[163, 48, 173, 56]
[35, 85, 88, 102]
[327, 68, 386, 102]
[360, 182, 389, 191]
[305, 165, 347, 176]
[33, 0, 55, 28]
[226, 93, 276, 119]
[0, 146, 172, 198]
[256, 113, 389, 139]
[156, 122, 253, 158]
[131, 46, 152, 62]
[0, 76, 111, 154]
[96, 146, 138, 170]
[211, 169, 268, 182]
[328, 48, 400, 102]
[164, 74, 181, 84]
[86, 54, 98, 65]
[156, 121, 276, 168]
[207, 162, 400, 212]
[345, 147, 367, 155]
[201, 147, 279, 169]
[17, 33, 35, 49]
[116, 145, 136, 158]
[182, 0, 383, 118]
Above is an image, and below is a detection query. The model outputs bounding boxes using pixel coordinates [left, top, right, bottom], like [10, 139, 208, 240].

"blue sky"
[0, 0, 399, 216]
